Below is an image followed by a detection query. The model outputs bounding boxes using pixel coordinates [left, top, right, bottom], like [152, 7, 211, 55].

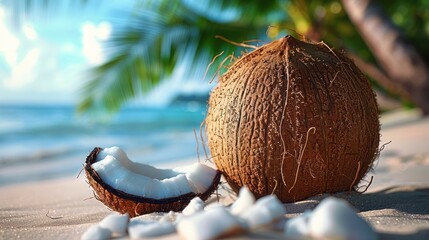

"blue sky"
[0, 2, 131, 105]
[0, 1, 232, 107]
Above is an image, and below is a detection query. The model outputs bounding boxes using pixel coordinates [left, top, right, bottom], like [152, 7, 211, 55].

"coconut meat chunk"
[182, 197, 205, 216]
[182, 163, 219, 194]
[95, 146, 179, 179]
[230, 186, 255, 216]
[240, 195, 286, 228]
[91, 146, 218, 199]
[177, 207, 245, 240]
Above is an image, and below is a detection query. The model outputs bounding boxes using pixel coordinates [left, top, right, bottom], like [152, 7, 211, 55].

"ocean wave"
[0, 147, 79, 167]
[0, 104, 207, 185]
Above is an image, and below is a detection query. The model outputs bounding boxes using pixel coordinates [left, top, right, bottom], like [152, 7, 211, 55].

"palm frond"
[77, 0, 284, 114]
[3, 0, 285, 114]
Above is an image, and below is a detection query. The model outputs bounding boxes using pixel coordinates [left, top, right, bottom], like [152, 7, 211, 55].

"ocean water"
[0, 104, 208, 186]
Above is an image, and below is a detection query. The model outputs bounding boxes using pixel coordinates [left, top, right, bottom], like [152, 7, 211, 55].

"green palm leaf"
[76, 1, 283, 114]
[4, 0, 285, 114]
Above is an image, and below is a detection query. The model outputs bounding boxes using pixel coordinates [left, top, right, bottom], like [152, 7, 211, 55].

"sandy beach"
[1, 110, 429, 239]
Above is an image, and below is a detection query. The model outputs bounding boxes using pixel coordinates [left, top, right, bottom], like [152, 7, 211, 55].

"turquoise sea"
[0, 103, 207, 186]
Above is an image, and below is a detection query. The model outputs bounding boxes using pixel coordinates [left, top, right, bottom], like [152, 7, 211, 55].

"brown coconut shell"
[205, 35, 379, 202]
[85, 147, 221, 217]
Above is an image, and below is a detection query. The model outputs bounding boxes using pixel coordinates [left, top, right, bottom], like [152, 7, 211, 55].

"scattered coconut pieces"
[177, 207, 245, 240]
[81, 156, 377, 240]
[309, 197, 378, 240]
[182, 197, 205, 216]
[128, 221, 175, 239]
[81, 177, 378, 240]
[241, 195, 286, 229]
[284, 210, 311, 238]
[81, 225, 111, 240]
[81, 213, 129, 240]
[230, 186, 255, 216]
[284, 197, 378, 240]
[204, 202, 224, 211]
[159, 210, 179, 223]
[98, 213, 129, 237]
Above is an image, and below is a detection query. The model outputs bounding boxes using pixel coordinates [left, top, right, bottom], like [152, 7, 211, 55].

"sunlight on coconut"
[205, 35, 380, 202]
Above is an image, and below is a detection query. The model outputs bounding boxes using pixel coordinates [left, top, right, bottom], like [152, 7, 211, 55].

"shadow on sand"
[284, 185, 429, 240]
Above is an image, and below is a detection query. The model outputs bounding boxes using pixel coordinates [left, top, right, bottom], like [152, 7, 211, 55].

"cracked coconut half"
[84, 146, 221, 217]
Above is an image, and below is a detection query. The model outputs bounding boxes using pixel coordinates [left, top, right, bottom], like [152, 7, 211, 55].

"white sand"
[1, 110, 429, 239]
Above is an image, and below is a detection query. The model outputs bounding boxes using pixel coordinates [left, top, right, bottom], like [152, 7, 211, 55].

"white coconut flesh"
[241, 195, 286, 228]
[81, 185, 379, 240]
[182, 197, 205, 216]
[230, 186, 255, 216]
[99, 213, 129, 237]
[128, 220, 176, 238]
[91, 146, 218, 199]
[284, 210, 312, 238]
[177, 207, 245, 240]
[81, 225, 111, 240]
[308, 197, 377, 240]
[283, 197, 377, 240]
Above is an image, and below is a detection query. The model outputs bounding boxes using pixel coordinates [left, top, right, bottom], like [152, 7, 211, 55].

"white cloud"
[0, 4, 42, 90]
[0, 4, 6, 19]
[0, 4, 76, 103]
[81, 21, 112, 65]
[4, 48, 41, 89]
[0, 5, 20, 67]
[22, 23, 38, 41]
[0, 4, 113, 104]
[0, 44, 81, 104]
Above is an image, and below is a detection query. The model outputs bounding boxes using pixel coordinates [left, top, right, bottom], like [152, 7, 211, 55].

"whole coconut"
[205, 35, 379, 202]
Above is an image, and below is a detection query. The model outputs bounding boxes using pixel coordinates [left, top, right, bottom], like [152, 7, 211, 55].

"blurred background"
[0, 0, 428, 186]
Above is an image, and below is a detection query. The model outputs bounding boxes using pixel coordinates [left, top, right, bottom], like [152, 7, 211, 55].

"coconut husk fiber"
[0, 111, 428, 239]
[205, 36, 379, 202]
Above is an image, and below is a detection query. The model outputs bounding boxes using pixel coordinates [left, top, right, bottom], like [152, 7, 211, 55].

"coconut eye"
[85, 146, 221, 217]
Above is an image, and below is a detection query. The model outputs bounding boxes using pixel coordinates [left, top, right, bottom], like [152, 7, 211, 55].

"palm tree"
[76, 1, 285, 113]
[4, 0, 284, 113]
[5, 0, 429, 114]
[342, 0, 429, 114]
